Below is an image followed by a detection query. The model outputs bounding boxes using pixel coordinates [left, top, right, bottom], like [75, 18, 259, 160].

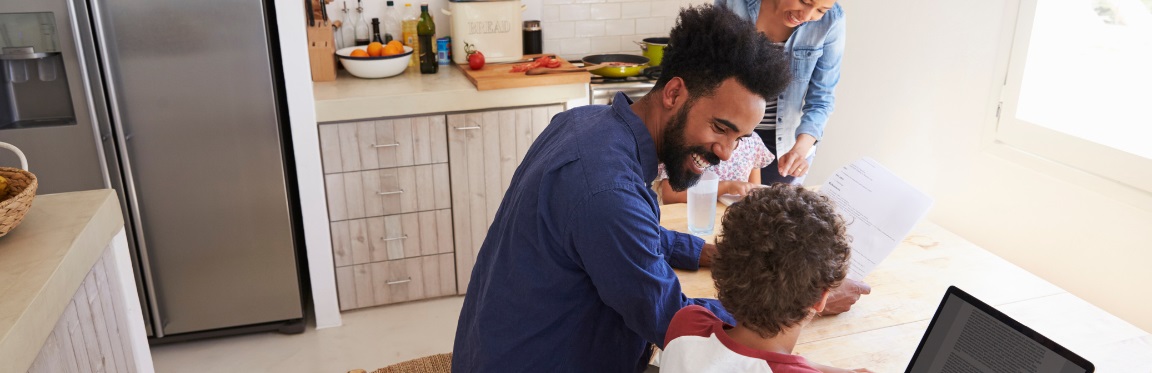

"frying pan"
[583, 54, 649, 78]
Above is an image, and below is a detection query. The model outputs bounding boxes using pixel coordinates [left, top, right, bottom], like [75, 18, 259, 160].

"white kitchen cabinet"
[321, 114, 454, 310]
[447, 105, 562, 294]
[319, 104, 562, 309]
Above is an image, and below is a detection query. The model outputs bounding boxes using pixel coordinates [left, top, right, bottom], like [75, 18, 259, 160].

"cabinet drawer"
[319, 115, 449, 174]
[330, 209, 454, 267]
[335, 253, 456, 310]
[325, 163, 451, 221]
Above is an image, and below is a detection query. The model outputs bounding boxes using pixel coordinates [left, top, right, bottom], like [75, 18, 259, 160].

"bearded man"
[452, 4, 866, 372]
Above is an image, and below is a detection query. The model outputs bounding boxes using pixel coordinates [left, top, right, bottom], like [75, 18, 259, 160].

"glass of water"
[687, 170, 719, 236]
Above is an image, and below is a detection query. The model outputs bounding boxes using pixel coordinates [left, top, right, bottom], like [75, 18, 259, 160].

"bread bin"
[443, 0, 523, 64]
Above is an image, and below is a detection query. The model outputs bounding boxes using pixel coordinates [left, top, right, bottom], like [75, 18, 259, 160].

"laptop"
[905, 286, 1095, 373]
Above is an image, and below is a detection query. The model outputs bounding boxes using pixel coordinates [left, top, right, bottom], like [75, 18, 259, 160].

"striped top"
[758, 99, 779, 130]
[758, 42, 786, 131]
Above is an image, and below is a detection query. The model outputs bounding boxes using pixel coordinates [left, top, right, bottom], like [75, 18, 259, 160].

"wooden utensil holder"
[307, 22, 337, 82]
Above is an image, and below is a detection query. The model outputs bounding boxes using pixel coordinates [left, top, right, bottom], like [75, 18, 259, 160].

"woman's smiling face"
[768, 0, 837, 28]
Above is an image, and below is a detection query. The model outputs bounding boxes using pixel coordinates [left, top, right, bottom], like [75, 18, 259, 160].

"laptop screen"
[906, 286, 1094, 373]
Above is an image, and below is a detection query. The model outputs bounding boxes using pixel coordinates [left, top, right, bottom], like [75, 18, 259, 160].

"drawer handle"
[372, 143, 401, 148]
[377, 189, 404, 195]
[387, 277, 412, 285]
[382, 235, 408, 242]
[454, 126, 481, 130]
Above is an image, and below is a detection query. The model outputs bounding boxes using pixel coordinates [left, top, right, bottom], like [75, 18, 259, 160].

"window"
[996, 0, 1152, 193]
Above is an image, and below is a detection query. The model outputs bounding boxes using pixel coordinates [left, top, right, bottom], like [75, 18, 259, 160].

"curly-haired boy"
[661, 185, 873, 372]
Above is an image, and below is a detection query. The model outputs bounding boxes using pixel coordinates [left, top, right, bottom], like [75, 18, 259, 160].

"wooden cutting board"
[459, 54, 590, 91]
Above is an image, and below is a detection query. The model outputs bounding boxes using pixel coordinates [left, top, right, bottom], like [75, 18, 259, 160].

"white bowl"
[335, 46, 414, 79]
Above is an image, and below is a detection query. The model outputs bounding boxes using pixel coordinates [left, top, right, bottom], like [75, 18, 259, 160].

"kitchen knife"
[306, 0, 315, 27]
[320, 0, 329, 25]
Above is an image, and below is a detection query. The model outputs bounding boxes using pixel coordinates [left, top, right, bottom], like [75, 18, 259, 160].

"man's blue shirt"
[452, 93, 734, 372]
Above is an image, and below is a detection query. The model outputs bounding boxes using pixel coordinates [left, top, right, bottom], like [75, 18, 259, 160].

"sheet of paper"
[821, 157, 934, 281]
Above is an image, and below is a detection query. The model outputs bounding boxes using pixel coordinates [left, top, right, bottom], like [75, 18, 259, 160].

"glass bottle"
[339, 1, 353, 49]
[417, 3, 437, 74]
[371, 18, 384, 43]
[384, 1, 401, 45]
[354, 0, 370, 46]
[401, 4, 419, 67]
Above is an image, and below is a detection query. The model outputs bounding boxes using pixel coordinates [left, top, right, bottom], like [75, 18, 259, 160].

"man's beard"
[659, 102, 719, 191]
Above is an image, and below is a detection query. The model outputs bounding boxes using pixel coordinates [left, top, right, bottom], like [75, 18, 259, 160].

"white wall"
[275, 0, 342, 329]
[808, 1, 1152, 332]
[539, 0, 708, 60]
[323, 0, 709, 61]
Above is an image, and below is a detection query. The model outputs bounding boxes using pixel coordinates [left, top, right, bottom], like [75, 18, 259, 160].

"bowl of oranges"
[336, 41, 413, 79]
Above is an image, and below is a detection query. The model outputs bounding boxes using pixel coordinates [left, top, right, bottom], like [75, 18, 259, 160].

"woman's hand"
[718, 181, 762, 197]
[778, 134, 818, 177]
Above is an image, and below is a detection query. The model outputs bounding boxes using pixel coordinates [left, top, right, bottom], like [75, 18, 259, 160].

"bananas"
[0, 175, 8, 198]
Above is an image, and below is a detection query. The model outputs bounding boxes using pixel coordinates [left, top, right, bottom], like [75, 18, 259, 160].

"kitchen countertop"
[661, 202, 1152, 371]
[313, 65, 588, 123]
[0, 190, 124, 372]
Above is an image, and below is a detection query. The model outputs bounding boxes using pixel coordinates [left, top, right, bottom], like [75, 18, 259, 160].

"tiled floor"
[150, 296, 464, 373]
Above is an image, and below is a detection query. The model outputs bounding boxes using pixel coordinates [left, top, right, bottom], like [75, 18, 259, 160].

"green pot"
[634, 37, 668, 67]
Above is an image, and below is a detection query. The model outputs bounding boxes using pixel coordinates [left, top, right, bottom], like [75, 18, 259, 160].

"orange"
[383, 40, 405, 56]
[350, 48, 369, 57]
[366, 42, 384, 57]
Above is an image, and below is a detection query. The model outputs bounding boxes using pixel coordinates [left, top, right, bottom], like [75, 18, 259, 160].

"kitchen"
[1, 0, 1150, 372]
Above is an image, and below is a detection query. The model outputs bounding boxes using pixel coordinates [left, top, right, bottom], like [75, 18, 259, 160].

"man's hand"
[819, 278, 871, 315]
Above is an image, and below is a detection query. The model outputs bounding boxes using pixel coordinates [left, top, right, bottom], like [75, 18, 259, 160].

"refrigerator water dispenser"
[0, 12, 74, 129]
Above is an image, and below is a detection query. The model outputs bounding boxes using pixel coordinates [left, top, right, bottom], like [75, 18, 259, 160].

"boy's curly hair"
[655, 4, 790, 102]
[711, 185, 851, 338]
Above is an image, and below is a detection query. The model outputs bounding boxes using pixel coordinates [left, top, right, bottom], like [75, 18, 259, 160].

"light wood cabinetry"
[321, 115, 454, 310]
[319, 104, 563, 309]
[447, 105, 563, 294]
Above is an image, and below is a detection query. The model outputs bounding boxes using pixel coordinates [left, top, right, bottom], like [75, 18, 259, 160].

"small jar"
[523, 20, 542, 55]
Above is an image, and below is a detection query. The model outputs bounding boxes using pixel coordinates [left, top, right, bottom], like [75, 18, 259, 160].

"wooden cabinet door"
[447, 105, 563, 294]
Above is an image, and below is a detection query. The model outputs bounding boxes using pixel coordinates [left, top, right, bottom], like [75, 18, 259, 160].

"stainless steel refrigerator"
[0, 0, 305, 341]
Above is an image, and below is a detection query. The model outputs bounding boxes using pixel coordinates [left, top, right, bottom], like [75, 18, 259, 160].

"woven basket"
[0, 142, 37, 238]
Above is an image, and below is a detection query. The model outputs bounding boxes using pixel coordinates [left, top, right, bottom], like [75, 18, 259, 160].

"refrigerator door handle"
[86, 0, 166, 338]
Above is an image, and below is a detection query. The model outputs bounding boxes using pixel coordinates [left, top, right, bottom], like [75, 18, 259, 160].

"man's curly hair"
[711, 185, 851, 338]
[655, 4, 790, 101]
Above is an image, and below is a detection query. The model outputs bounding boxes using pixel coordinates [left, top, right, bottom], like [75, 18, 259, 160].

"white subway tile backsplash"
[544, 39, 561, 54]
[635, 17, 666, 34]
[590, 3, 622, 20]
[574, 21, 606, 37]
[559, 4, 592, 21]
[561, 38, 591, 55]
[620, 2, 652, 18]
[542, 5, 560, 22]
[605, 19, 636, 36]
[544, 21, 575, 39]
[650, 3, 680, 17]
[539, 0, 683, 57]
[589, 36, 621, 53]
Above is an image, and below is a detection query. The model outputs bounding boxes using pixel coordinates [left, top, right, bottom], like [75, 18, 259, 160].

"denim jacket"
[715, 0, 845, 155]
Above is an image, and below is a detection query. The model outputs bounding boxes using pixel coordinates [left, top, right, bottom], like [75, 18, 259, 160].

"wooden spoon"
[524, 64, 604, 75]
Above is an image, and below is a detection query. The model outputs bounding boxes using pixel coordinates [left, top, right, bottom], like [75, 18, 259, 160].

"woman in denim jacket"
[715, 0, 843, 185]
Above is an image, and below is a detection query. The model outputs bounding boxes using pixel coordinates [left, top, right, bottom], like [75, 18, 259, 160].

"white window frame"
[987, 0, 1152, 209]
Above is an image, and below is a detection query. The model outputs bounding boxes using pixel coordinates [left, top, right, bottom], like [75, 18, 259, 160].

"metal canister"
[522, 20, 542, 55]
[436, 37, 451, 65]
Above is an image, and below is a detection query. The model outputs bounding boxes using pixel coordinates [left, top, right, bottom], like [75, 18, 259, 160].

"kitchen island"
[0, 190, 152, 373]
[662, 202, 1152, 371]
